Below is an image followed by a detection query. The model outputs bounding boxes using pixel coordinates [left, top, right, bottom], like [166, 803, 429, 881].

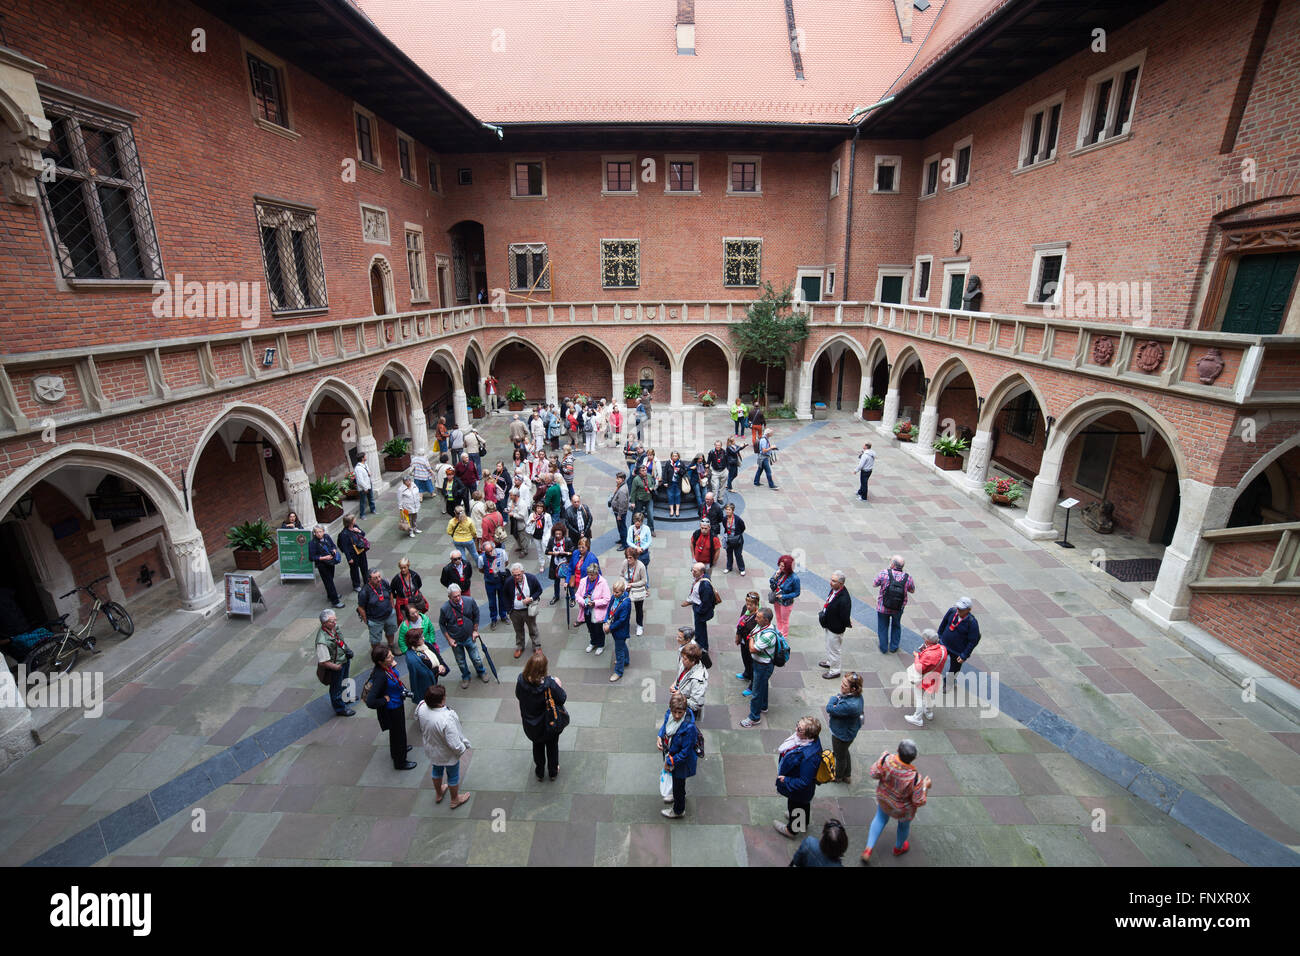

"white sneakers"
[904, 714, 924, 726]
[595, 647, 604, 656]
[408, 532, 416, 539]
[585, 644, 594, 653]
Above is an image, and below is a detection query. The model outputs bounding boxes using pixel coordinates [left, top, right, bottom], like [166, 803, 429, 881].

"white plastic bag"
[660, 767, 673, 800]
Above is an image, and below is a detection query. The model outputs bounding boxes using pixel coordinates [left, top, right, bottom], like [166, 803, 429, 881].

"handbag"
[315, 661, 335, 686]
[410, 592, 429, 614]
[494, 524, 509, 544]
[725, 532, 744, 548]
[544, 681, 570, 735]
[398, 511, 411, 533]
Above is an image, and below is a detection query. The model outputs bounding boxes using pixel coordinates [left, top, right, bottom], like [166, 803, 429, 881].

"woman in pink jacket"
[861, 738, 931, 864]
[575, 561, 612, 656]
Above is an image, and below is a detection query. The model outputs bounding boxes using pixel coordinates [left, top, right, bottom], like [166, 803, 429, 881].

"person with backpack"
[734, 591, 761, 696]
[817, 570, 854, 680]
[826, 672, 865, 783]
[774, 716, 824, 838]
[682, 562, 716, 651]
[314, 609, 355, 717]
[741, 607, 786, 728]
[873, 555, 916, 654]
[463, 425, 485, 478]
[547, 406, 566, 451]
[516, 650, 567, 780]
[861, 739, 931, 864]
[657, 689, 699, 819]
[363, 644, 417, 771]
[790, 819, 849, 866]
[582, 405, 597, 454]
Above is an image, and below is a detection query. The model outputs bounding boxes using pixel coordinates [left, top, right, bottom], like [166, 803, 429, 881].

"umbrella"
[477, 634, 500, 683]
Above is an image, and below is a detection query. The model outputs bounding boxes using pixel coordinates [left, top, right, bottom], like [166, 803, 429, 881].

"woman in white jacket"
[398, 475, 423, 538]
[414, 684, 472, 809]
[672, 639, 709, 718]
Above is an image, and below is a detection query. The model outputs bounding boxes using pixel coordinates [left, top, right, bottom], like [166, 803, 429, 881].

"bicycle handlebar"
[59, 575, 110, 599]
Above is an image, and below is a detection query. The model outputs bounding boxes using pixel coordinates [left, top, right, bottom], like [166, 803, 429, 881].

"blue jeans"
[358, 488, 376, 515]
[431, 761, 461, 786]
[877, 610, 903, 653]
[666, 484, 681, 506]
[469, 453, 482, 478]
[450, 637, 485, 680]
[484, 580, 506, 622]
[867, 806, 911, 851]
[858, 469, 872, 499]
[734, 416, 747, 435]
[748, 661, 773, 721]
[615, 514, 628, 550]
[327, 657, 351, 712]
[613, 636, 630, 675]
[753, 457, 774, 487]
[455, 538, 479, 565]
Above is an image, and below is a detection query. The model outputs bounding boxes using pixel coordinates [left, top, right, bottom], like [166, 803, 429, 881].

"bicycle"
[26, 575, 134, 677]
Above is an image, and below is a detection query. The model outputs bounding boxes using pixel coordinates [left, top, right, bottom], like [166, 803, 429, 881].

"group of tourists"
[302, 399, 983, 865]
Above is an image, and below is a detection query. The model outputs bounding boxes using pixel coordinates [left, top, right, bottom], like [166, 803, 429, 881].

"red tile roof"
[354, 0, 944, 124]
[886, 0, 1012, 94]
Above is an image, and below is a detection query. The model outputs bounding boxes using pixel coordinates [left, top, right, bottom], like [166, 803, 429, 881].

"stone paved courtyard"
[2, 408, 1298, 867]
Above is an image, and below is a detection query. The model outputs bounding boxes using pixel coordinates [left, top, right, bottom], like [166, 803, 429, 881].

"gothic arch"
[925, 356, 978, 405]
[619, 332, 679, 373]
[978, 371, 1052, 433]
[487, 335, 548, 374]
[300, 377, 370, 440]
[680, 331, 738, 372]
[185, 403, 300, 486]
[887, 345, 925, 391]
[1043, 394, 1188, 483]
[554, 334, 619, 371]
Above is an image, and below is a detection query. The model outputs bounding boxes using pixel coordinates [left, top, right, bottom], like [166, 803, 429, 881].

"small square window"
[509, 243, 550, 292]
[873, 156, 901, 194]
[457, 167, 472, 186]
[603, 156, 635, 194]
[666, 155, 700, 194]
[1027, 244, 1069, 306]
[512, 160, 545, 198]
[727, 156, 761, 194]
[255, 199, 328, 313]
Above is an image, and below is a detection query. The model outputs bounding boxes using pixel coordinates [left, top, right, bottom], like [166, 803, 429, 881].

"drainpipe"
[841, 97, 895, 302]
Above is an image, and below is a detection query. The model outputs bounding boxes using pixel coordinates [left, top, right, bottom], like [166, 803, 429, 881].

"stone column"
[1132, 481, 1235, 630]
[796, 360, 814, 420]
[917, 404, 939, 451]
[1015, 462, 1060, 540]
[726, 364, 740, 408]
[855, 375, 870, 422]
[409, 409, 429, 456]
[0, 666, 36, 773]
[611, 369, 625, 408]
[543, 372, 558, 409]
[881, 388, 900, 433]
[452, 388, 469, 431]
[285, 468, 318, 528]
[964, 428, 993, 491]
[783, 364, 797, 409]
[670, 365, 684, 410]
[169, 530, 221, 611]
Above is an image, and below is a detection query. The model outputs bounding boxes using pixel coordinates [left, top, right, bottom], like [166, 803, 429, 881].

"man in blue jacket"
[775, 716, 824, 838]
[938, 596, 981, 689]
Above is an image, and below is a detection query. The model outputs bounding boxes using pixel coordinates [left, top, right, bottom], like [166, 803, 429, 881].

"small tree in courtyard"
[729, 282, 808, 404]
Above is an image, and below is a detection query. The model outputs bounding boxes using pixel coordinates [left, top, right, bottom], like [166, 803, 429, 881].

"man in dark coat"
[939, 597, 981, 687]
[700, 490, 725, 533]
[440, 549, 475, 603]
[561, 493, 595, 547]
[681, 562, 716, 652]
[439, 583, 488, 689]
[507, 562, 544, 658]
[817, 570, 853, 679]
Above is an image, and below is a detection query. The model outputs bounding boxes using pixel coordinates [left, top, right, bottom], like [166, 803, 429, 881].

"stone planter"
[935, 453, 963, 471]
[384, 454, 411, 472]
[343, 489, 360, 500]
[863, 409, 883, 422]
[895, 431, 915, 443]
[508, 400, 524, 411]
[233, 547, 277, 571]
[472, 406, 486, 419]
[990, 493, 1016, 506]
[316, 503, 344, 523]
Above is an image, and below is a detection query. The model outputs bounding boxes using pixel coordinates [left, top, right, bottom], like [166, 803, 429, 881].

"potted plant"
[983, 477, 1024, 506]
[341, 472, 359, 500]
[749, 381, 768, 407]
[573, 392, 591, 407]
[698, 388, 717, 407]
[771, 403, 798, 419]
[467, 394, 485, 419]
[624, 383, 643, 403]
[310, 475, 345, 523]
[382, 437, 411, 472]
[862, 395, 885, 421]
[932, 434, 969, 471]
[227, 518, 277, 571]
[894, 419, 916, 442]
[506, 383, 526, 411]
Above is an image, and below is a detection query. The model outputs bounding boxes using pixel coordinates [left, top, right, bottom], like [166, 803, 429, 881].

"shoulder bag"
[543, 680, 570, 735]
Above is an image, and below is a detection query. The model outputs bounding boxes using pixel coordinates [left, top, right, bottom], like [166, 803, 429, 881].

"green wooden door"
[879, 275, 904, 303]
[947, 272, 966, 310]
[1222, 252, 1299, 335]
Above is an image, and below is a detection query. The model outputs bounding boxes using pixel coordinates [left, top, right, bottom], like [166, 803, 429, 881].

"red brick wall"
[681, 341, 729, 402]
[936, 373, 978, 434]
[1190, 593, 1300, 686]
[1202, 539, 1277, 578]
[555, 343, 615, 401]
[492, 342, 546, 405]
[991, 401, 1047, 479]
[304, 395, 350, 478]
[191, 428, 274, 549]
[624, 344, 672, 395]
[1056, 411, 1164, 535]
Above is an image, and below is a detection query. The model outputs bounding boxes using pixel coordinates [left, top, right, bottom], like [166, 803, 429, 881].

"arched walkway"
[971, 371, 1052, 492]
[555, 335, 616, 403]
[621, 334, 675, 404]
[490, 339, 548, 408]
[804, 335, 866, 415]
[680, 335, 733, 407]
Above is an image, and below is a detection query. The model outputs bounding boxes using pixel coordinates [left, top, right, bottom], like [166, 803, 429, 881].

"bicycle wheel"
[27, 637, 79, 677]
[103, 602, 134, 637]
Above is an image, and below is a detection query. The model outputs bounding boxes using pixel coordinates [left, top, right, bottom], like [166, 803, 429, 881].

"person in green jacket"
[544, 475, 565, 518]
[628, 464, 655, 531]
[730, 398, 748, 437]
[397, 603, 435, 654]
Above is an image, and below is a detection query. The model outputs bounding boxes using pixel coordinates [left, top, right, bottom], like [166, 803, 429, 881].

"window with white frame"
[254, 199, 327, 313]
[511, 159, 546, 198]
[830, 160, 841, 197]
[1027, 243, 1068, 306]
[406, 226, 428, 301]
[397, 132, 416, 184]
[1077, 51, 1145, 149]
[1020, 92, 1064, 168]
[875, 266, 911, 305]
[920, 153, 940, 197]
[948, 137, 971, 188]
[354, 105, 380, 169]
[825, 268, 836, 296]
[666, 154, 700, 193]
[38, 94, 164, 281]
[913, 255, 933, 301]
[602, 156, 636, 194]
[600, 239, 639, 288]
[873, 156, 901, 193]
[941, 260, 969, 310]
[509, 243, 550, 292]
[727, 156, 761, 194]
[723, 238, 762, 287]
[243, 41, 293, 132]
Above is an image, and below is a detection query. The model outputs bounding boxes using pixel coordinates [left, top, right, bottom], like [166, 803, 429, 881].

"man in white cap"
[905, 629, 948, 726]
[937, 597, 980, 689]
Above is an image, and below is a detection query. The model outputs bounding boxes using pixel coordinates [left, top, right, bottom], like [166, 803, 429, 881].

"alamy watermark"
[1042, 273, 1152, 323]
[151, 273, 261, 328]
[1, 666, 103, 718]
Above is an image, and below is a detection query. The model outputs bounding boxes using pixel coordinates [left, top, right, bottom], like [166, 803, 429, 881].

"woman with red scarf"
[364, 645, 416, 771]
[768, 554, 801, 639]
[390, 557, 426, 622]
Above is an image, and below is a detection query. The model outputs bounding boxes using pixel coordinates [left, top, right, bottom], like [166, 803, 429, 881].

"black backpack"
[881, 570, 909, 612]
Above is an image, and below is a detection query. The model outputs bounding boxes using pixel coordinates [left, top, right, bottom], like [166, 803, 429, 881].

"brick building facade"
[0, 0, 1298, 764]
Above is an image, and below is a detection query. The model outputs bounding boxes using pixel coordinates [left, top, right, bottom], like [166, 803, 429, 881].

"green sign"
[277, 528, 315, 581]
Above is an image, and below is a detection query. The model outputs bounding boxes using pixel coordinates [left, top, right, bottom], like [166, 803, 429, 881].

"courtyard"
[1, 407, 1297, 867]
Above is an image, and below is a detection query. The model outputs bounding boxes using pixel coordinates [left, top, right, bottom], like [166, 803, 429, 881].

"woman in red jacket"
[861, 738, 931, 863]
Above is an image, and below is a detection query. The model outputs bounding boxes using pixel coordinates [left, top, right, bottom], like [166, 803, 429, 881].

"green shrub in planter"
[467, 395, 484, 409]
[932, 435, 970, 456]
[624, 383, 643, 402]
[310, 476, 344, 511]
[227, 518, 274, 552]
[862, 395, 885, 411]
[505, 384, 526, 403]
[381, 437, 411, 458]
